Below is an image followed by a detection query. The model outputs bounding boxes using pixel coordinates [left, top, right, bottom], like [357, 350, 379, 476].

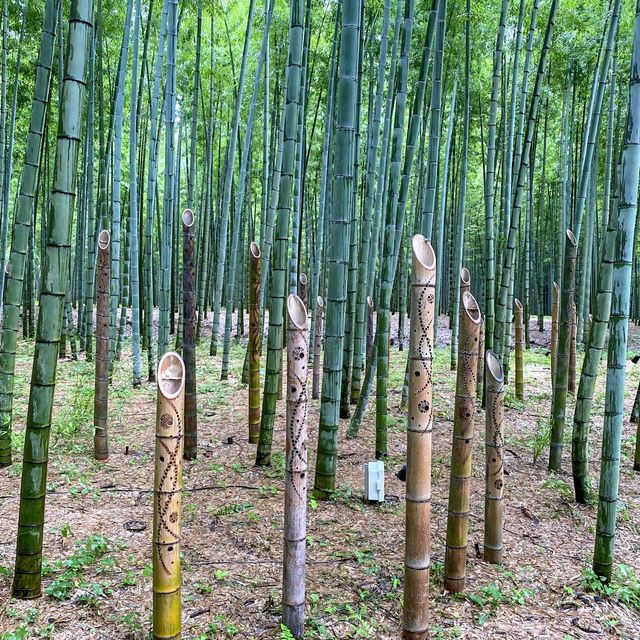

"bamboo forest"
[0, 0, 640, 637]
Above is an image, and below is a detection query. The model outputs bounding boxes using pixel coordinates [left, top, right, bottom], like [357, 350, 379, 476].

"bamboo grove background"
[0, 0, 637, 607]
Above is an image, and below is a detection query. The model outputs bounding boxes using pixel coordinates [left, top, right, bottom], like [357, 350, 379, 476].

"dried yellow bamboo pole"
[282, 294, 309, 639]
[444, 291, 482, 593]
[568, 301, 577, 395]
[514, 298, 524, 401]
[153, 352, 185, 640]
[484, 350, 505, 564]
[94, 230, 111, 461]
[312, 296, 324, 400]
[403, 235, 436, 640]
[249, 241, 262, 443]
[551, 282, 559, 385]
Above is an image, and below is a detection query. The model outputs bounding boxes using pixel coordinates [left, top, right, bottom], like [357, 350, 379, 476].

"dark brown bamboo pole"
[249, 241, 262, 443]
[460, 267, 471, 300]
[182, 209, 197, 460]
[483, 349, 505, 564]
[153, 351, 185, 640]
[444, 291, 482, 593]
[551, 281, 559, 384]
[312, 296, 324, 400]
[568, 301, 577, 395]
[514, 298, 524, 401]
[298, 272, 308, 306]
[403, 235, 436, 640]
[282, 294, 309, 639]
[366, 295, 375, 364]
[94, 230, 111, 461]
[477, 320, 485, 402]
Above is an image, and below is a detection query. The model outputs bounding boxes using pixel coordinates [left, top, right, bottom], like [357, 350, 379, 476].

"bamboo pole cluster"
[403, 235, 436, 640]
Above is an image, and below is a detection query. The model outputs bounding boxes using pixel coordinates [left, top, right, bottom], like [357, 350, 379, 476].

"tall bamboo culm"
[249, 241, 262, 443]
[403, 235, 436, 640]
[484, 350, 505, 564]
[282, 294, 309, 639]
[182, 209, 197, 460]
[568, 302, 577, 395]
[312, 296, 324, 400]
[444, 291, 482, 593]
[153, 352, 185, 640]
[94, 230, 110, 460]
[550, 282, 559, 384]
[514, 298, 524, 401]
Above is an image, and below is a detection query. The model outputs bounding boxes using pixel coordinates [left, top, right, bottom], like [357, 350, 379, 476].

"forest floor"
[0, 313, 640, 639]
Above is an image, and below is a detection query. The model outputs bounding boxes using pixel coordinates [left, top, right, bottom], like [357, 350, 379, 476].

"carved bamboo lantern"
[444, 291, 482, 593]
[484, 350, 505, 564]
[182, 209, 197, 460]
[282, 295, 309, 639]
[248, 241, 262, 443]
[312, 296, 324, 400]
[514, 298, 524, 401]
[403, 235, 436, 640]
[153, 352, 185, 640]
[550, 282, 559, 384]
[94, 230, 111, 461]
[477, 320, 485, 403]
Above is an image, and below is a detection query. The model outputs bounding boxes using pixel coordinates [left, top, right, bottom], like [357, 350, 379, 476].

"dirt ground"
[0, 312, 639, 639]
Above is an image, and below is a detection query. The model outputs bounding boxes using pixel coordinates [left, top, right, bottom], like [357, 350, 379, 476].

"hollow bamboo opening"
[460, 267, 471, 286]
[287, 294, 307, 329]
[250, 241, 261, 259]
[461, 291, 482, 324]
[98, 229, 110, 250]
[485, 350, 503, 383]
[514, 298, 523, 312]
[566, 228, 577, 246]
[412, 234, 436, 271]
[182, 208, 195, 227]
[316, 295, 324, 309]
[158, 352, 185, 399]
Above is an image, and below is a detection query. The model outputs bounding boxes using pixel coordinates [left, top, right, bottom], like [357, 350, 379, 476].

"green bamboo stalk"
[593, 0, 640, 581]
[0, 0, 59, 467]
[249, 242, 262, 443]
[313, 0, 361, 491]
[12, 0, 92, 598]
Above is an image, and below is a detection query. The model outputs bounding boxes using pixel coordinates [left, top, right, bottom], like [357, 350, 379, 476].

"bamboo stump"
[94, 230, 111, 461]
[444, 291, 482, 593]
[484, 350, 505, 564]
[312, 296, 324, 400]
[282, 295, 309, 639]
[514, 298, 524, 401]
[403, 236, 436, 640]
[550, 281, 559, 384]
[182, 209, 198, 460]
[249, 241, 262, 443]
[153, 352, 185, 640]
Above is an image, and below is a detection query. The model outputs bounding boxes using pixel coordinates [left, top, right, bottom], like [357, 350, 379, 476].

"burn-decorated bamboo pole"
[514, 298, 524, 401]
[182, 209, 197, 460]
[549, 230, 577, 472]
[443, 291, 482, 593]
[282, 294, 309, 639]
[12, 0, 93, 599]
[477, 320, 485, 402]
[94, 230, 111, 461]
[152, 352, 185, 639]
[550, 281, 559, 383]
[403, 235, 436, 640]
[312, 296, 324, 400]
[249, 241, 262, 443]
[483, 350, 505, 564]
